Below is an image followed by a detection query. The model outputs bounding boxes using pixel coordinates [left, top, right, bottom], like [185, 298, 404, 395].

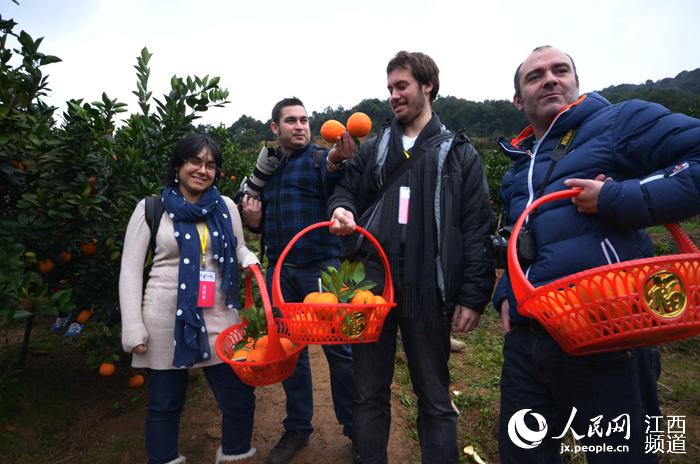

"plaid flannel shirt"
[261, 144, 344, 266]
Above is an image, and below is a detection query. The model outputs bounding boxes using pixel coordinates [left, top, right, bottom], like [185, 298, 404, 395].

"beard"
[394, 88, 428, 126]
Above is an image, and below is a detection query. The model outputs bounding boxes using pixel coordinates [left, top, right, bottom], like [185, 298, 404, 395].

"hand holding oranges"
[320, 112, 373, 143]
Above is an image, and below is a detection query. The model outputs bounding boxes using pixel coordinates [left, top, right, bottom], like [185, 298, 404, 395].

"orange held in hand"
[346, 112, 372, 138]
[320, 119, 346, 143]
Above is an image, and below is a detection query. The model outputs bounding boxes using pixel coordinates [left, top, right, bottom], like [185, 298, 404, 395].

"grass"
[393, 308, 700, 464]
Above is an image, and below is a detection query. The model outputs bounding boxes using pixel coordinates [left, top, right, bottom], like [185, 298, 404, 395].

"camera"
[490, 225, 536, 270]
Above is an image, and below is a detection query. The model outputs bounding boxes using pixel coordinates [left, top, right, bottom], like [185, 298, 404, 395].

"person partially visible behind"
[494, 45, 700, 463]
[329, 51, 495, 464]
[119, 134, 260, 464]
[240, 97, 357, 464]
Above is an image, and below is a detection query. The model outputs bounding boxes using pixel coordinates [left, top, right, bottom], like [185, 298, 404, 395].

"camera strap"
[531, 127, 578, 219]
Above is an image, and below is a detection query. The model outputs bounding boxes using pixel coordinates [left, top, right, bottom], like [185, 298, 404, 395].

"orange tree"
[1, 10, 248, 369]
[0, 15, 74, 357]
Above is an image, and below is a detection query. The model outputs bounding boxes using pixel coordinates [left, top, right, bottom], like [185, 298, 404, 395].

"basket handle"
[272, 221, 394, 306]
[508, 189, 582, 305]
[508, 188, 700, 307]
[665, 223, 700, 254]
[245, 264, 285, 361]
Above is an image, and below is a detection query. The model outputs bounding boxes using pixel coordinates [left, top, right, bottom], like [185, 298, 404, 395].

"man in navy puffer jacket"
[494, 46, 700, 463]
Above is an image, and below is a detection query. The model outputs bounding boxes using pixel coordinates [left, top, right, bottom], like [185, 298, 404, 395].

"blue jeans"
[145, 363, 255, 464]
[352, 307, 458, 464]
[266, 259, 355, 437]
[498, 324, 661, 464]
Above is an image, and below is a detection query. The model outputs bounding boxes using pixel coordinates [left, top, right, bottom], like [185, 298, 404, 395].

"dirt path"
[188, 344, 418, 464]
[1, 319, 418, 464]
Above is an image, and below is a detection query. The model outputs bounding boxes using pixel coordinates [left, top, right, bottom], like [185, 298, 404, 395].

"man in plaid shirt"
[241, 97, 356, 464]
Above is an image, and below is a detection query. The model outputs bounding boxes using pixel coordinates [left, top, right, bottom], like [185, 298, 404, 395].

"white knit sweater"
[119, 196, 259, 369]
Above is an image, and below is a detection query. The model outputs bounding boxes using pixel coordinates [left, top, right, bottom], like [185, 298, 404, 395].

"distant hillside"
[220, 68, 700, 151]
[598, 68, 700, 115]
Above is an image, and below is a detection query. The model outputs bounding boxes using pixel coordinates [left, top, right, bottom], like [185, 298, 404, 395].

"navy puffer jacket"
[494, 92, 700, 326]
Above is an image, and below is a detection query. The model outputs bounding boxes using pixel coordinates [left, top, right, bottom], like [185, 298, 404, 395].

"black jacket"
[328, 122, 495, 314]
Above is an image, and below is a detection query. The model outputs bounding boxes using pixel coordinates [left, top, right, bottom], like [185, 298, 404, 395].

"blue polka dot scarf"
[162, 185, 239, 368]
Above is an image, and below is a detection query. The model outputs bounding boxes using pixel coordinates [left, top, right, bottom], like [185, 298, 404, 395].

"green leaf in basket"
[350, 261, 366, 285]
[239, 306, 267, 341]
[332, 270, 345, 296]
[355, 280, 377, 291]
[233, 339, 248, 351]
[320, 271, 336, 294]
[341, 259, 352, 281]
[338, 288, 354, 304]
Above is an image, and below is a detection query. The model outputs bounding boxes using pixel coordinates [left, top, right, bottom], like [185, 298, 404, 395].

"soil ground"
[0, 323, 419, 464]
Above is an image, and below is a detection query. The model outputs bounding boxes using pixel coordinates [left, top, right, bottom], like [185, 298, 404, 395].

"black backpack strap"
[372, 130, 452, 204]
[108, 196, 163, 326]
[144, 196, 163, 255]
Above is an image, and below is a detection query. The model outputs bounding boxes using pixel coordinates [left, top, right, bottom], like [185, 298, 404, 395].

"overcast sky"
[6, 0, 700, 127]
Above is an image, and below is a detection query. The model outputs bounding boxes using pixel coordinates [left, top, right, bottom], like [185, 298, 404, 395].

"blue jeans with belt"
[498, 323, 661, 464]
[145, 363, 255, 464]
[266, 258, 355, 438]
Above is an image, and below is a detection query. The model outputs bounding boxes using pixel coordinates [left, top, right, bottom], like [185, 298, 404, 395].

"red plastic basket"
[215, 264, 305, 387]
[509, 188, 700, 356]
[272, 221, 397, 344]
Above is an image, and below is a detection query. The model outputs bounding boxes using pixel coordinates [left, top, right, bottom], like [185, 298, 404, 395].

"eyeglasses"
[186, 157, 218, 172]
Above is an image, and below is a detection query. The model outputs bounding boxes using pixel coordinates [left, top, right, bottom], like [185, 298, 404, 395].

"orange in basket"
[508, 189, 700, 356]
[215, 264, 306, 387]
[272, 221, 397, 345]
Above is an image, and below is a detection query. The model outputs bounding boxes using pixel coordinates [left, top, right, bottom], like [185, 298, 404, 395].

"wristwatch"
[327, 159, 347, 171]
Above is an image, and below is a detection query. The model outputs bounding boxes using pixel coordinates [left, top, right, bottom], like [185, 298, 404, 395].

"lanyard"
[196, 223, 208, 269]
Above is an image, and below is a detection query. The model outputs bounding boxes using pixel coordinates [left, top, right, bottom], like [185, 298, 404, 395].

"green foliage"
[599, 69, 700, 116]
[320, 259, 376, 303]
[0, 15, 66, 327]
[235, 305, 267, 349]
[200, 124, 255, 198]
[472, 139, 513, 219]
[1, 12, 233, 365]
[226, 114, 273, 151]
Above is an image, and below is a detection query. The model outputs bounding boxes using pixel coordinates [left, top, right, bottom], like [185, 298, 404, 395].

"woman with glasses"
[119, 133, 260, 464]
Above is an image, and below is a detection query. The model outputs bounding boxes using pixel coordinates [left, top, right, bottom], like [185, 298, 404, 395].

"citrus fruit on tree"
[320, 119, 346, 143]
[346, 112, 372, 138]
[38, 258, 55, 274]
[128, 374, 145, 388]
[80, 241, 97, 255]
[59, 250, 72, 263]
[76, 309, 92, 324]
[98, 362, 116, 377]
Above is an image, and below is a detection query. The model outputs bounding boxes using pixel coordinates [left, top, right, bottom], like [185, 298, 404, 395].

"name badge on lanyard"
[398, 186, 410, 224]
[198, 270, 216, 307]
[196, 223, 216, 308]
